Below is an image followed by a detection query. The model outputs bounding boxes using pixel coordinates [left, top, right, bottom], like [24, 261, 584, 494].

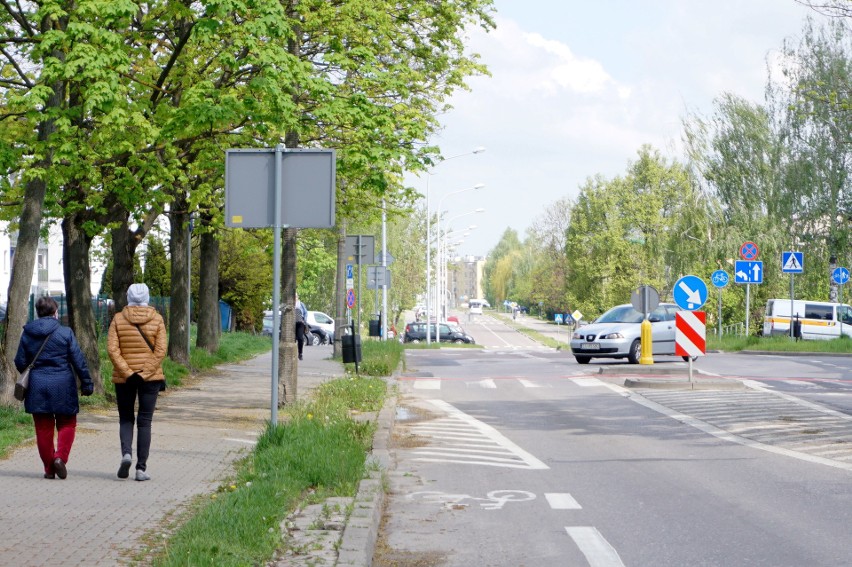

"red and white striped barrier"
[675, 311, 706, 357]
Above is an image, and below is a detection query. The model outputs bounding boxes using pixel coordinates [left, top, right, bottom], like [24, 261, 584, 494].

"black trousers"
[296, 321, 307, 356]
[115, 374, 161, 471]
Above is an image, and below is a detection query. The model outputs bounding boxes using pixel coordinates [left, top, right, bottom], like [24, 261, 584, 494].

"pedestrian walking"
[295, 294, 308, 360]
[107, 283, 167, 481]
[14, 296, 94, 479]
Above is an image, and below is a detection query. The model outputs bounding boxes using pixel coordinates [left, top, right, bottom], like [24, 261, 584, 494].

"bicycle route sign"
[711, 270, 729, 288]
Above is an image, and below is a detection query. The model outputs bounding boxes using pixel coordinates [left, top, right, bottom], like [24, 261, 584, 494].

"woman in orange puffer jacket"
[107, 283, 167, 481]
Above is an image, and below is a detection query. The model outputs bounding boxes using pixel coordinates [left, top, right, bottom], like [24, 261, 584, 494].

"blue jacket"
[14, 317, 93, 415]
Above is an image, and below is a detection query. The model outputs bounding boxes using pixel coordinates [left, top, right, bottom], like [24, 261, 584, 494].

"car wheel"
[454, 339, 465, 344]
[627, 340, 641, 364]
[411, 338, 420, 343]
[574, 355, 591, 364]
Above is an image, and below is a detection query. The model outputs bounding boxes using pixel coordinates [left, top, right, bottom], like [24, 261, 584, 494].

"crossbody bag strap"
[28, 329, 57, 369]
[133, 323, 155, 352]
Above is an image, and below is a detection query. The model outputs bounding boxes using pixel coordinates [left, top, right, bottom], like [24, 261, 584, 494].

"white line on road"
[413, 379, 441, 390]
[572, 378, 607, 387]
[545, 493, 582, 509]
[565, 527, 625, 567]
[517, 379, 542, 388]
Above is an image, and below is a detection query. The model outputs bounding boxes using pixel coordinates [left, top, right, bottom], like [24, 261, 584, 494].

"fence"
[720, 322, 746, 337]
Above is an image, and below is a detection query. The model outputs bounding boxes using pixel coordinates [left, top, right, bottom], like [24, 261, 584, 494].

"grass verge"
[150, 375, 387, 567]
[708, 333, 852, 353]
[345, 338, 405, 376]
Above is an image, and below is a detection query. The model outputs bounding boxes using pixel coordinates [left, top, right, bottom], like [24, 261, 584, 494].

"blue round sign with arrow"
[673, 275, 708, 311]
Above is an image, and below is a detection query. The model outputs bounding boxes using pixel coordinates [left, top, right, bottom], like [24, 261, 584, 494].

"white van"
[763, 299, 852, 340]
[468, 299, 484, 315]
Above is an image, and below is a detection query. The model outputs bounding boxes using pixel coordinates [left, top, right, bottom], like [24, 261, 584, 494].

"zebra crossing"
[404, 376, 606, 390]
[632, 388, 852, 469]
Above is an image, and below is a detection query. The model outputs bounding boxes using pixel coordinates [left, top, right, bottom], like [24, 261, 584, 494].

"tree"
[143, 236, 170, 298]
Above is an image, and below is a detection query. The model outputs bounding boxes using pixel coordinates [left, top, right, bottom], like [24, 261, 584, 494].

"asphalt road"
[377, 314, 852, 567]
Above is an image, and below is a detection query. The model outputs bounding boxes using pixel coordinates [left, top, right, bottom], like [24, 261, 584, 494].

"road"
[375, 314, 852, 567]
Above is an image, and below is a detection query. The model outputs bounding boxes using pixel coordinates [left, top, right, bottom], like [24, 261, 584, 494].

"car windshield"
[595, 305, 644, 324]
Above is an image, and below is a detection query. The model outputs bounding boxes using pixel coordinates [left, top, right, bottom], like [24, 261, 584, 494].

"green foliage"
[143, 236, 170, 297]
[0, 406, 35, 459]
[218, 230, 273, 332]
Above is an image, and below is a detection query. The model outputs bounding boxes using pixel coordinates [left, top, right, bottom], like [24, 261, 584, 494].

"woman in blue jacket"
[14, 296, 94, 479]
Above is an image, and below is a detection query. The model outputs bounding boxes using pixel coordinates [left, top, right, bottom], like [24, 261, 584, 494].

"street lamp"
[424, 148, 485, 344]
[438, 211, 483, 334]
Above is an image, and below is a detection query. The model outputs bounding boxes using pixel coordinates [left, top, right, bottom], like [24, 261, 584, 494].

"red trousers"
[32, 413, 77, 475]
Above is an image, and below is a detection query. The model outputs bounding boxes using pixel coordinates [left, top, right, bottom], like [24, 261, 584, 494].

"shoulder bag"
[133, 323, 166, 391]
[15, 330, 57, 402]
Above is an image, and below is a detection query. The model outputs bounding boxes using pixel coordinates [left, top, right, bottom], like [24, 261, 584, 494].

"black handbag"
[15, 330, 56, 401]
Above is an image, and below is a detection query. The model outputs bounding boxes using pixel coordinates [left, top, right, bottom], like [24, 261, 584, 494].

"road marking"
[472, 379, 497, 389]
[413, 379, 441, 390]
[409, 399, 549, 469]
[565, 527, 625, 567]
[572, 378, 607, 387]
[782, 380, 823, 388]
[545, 493, 582, 509]
[517, 379, 542, 388]
[408, 489, 535, 510]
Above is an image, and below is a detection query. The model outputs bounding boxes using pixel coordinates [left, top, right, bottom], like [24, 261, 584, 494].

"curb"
[335, 375, 397, 567]
[622, 377, 747, 390]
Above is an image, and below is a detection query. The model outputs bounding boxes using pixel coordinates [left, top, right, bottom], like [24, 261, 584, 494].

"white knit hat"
[127, 283, 150, 306]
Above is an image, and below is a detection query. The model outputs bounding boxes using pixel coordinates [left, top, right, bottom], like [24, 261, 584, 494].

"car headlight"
[572, 332, 582, 339]
[599, 332, 624, 340]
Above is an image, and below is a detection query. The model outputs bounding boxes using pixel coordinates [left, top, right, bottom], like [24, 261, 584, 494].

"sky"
[411, 0, 832, 258]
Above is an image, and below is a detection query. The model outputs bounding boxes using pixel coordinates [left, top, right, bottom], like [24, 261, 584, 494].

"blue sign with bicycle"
[832, 267, 850, 285]
[711, 270, 729, 288]
[673, 275, 707, 311]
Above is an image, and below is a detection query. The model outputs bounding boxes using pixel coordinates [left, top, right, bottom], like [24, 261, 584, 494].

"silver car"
[570, 303, 681, 364]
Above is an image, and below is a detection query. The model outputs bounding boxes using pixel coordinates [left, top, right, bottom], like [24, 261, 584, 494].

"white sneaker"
[117, 454, 132, 479]
[135, 470, 151, 481]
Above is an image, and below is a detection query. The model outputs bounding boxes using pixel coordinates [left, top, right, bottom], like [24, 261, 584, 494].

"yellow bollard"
[639, 318, 654, 364]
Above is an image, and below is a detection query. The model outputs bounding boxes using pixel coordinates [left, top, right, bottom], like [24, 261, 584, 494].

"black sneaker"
[53, 458, 67, 480]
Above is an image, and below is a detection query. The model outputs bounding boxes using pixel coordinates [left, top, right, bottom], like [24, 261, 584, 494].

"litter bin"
[342, 333, 362, 363]
[792, 316, 802, 340]
[368, 318, 381, 337]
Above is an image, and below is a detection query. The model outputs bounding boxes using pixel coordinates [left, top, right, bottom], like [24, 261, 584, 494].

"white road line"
[421, 399, 549, 469]
[572, 378, 607, 387]
[781, 380, 823, 388]
[473, 379, 497, 389]
[565, 527, 625, 567]
[517, 379, 542, 388]
[545, 493, 582, 510]
[413, 379, 441, 390]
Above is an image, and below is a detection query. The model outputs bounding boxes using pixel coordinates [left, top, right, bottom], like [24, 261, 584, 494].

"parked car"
[306, 311, 335, 344]
[569, 303, 681, 364]
[403, 322, 475, 344]
[261, 311, 327, 346]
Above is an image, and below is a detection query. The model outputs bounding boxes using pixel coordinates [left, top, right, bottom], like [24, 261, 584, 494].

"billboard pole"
[270, 145, 283, 425]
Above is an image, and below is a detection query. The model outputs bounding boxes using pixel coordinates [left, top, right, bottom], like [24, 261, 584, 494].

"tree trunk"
[333, 222, 348, 359]
[111, 217, 139, 311]
[61, 215, 103, 395]
[279, 227, 298, 405]
[168, 198, 190, 365]
[0, 83, 64, 404]
[196, 226, 220, 353]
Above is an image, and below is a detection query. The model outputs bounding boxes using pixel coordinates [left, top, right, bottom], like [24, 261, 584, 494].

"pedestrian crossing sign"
[781, 251, 804, 274]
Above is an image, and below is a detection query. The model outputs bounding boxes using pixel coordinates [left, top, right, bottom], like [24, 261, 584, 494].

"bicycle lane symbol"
[407, 490, 536, 510]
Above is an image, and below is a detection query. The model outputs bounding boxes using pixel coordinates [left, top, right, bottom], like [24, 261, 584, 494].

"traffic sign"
[734, 261, 763, 284]
[740, 241, 759, 260]
[675, 311, 706, 358]
[346, 288, 356, 309]
[630, 285, 660, 315]
[673, 275, 708, 311]
[555, 314, 564, 324]
[346, 264, 354, 279]
[781, 251, 804, 273]
[711, 270, 729, 288]
[832, 267, 850, 285]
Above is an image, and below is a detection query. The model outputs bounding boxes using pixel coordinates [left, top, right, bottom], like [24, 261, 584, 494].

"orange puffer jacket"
[107, 306, 167, 383]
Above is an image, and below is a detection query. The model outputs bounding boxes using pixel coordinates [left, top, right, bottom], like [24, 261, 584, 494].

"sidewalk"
[0, 345, 346, 567]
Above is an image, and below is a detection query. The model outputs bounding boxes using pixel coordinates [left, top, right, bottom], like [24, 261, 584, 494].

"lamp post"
[424, 148, 485, 344]
[439, 212, 483, 331]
